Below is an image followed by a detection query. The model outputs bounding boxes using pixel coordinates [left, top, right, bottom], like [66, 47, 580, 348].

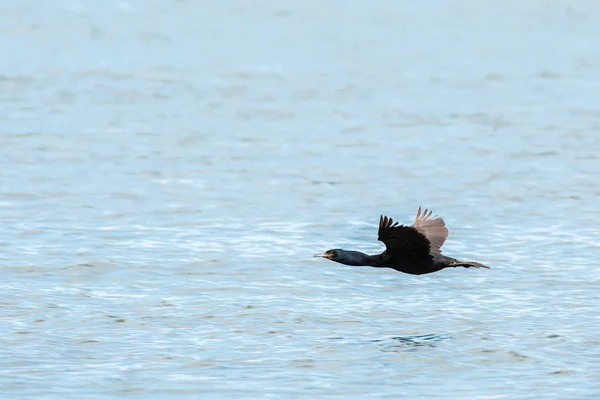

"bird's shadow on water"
[369, 334, 451, 353]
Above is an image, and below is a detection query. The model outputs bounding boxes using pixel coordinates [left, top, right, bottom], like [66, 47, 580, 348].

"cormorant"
[313, 207, 489, 275]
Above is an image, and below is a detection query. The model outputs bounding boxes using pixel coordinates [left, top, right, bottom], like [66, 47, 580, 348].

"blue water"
[2, 1, 600, 398]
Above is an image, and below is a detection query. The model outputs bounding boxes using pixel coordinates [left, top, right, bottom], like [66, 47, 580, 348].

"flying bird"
[313, 207, 489, 275]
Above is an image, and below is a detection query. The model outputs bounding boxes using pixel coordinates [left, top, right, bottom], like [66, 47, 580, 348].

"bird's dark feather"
[378, 215, 431, 260]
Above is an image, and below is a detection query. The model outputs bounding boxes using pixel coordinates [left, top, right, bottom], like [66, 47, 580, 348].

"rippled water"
[2, 1, 600, 399]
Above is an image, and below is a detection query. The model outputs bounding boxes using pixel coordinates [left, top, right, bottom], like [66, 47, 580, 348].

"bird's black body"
[314, 207, 489, 275]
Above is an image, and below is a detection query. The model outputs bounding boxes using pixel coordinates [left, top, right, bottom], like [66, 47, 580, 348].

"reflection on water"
[374, 334, 451, 352]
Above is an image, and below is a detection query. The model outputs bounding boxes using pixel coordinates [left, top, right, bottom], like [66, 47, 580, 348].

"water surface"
[1, 1, 600, 399]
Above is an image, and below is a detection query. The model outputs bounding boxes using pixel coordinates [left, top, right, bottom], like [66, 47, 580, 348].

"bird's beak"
[313, 252, 332, 259]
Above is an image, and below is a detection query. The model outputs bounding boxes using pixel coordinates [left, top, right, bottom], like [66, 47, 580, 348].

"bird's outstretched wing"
[377, 215, 431, 259]
[411, 206, 448, 254]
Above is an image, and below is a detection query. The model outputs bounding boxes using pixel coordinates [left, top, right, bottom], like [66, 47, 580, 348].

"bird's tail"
[449, 260, 490, 269]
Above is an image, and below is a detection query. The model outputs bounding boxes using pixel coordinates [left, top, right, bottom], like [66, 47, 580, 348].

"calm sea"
[1, 1, 599, 399]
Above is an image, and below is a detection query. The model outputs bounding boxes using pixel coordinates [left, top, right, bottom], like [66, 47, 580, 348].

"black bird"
[313, 207, 489, 275]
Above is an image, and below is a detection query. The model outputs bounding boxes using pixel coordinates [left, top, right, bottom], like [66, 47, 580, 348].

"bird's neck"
[340, 251, 385, 267]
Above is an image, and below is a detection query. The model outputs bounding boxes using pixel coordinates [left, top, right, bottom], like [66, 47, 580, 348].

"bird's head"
[313, 249, 344, 263]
